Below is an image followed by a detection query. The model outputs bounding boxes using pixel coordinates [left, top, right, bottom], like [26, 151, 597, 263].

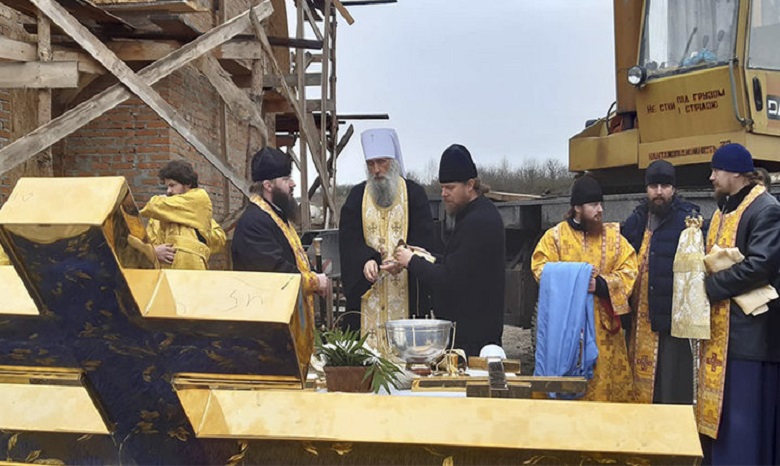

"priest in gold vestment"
[140, 160, 226, 270]
[698, 144, 780, 464]
[339, 129, 434, 351]
[532, 176, 638, 402]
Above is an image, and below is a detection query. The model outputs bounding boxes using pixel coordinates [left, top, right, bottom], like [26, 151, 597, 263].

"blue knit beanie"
[711, 143, 754, 174]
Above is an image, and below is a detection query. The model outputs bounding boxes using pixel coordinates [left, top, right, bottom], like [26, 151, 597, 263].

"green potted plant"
[315, 327, 402, 393]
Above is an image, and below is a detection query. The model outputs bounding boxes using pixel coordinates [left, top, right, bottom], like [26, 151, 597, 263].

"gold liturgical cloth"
[361, 178, 408, 356]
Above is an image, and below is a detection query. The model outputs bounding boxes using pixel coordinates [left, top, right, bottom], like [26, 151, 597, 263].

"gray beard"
[366, 160, 401, 208]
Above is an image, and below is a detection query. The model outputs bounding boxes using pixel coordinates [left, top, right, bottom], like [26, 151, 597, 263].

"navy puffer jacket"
[621, 196, 701, 333]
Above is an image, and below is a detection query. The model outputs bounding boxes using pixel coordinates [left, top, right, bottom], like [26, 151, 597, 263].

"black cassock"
[231, 203, 298, 273]
[338, 179, 435, 331]
[408, 195, 505, 356]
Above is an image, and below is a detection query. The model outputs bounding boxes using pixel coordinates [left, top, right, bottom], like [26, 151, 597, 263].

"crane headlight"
[628, 66, 647, 86]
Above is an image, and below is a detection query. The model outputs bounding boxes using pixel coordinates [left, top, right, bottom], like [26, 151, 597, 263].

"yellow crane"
[570, 0, 780, 191]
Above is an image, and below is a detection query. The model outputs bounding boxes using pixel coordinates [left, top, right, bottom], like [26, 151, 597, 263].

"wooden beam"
[0, 62, 79, 88]
[263, 73, 320, 88]
[52, 50, 104, 74]
[308, 123, 353, 199]
[275, 134, 296, 147]
[306, 99, 334, 112]
[341, 0, 397, 4]
[236, 74, 320, 89]
[0, 37, 104, 74]
[195, 55, 268, 141]
[267, 36, 322, 50]
[93, 0, 210, 13]
[216, 38, 263, 59]
[29, 0, 258, 196]
[250, 8, 337, 220]
[332, 0, 355, 25]
[36, 8, 53, 177]
[285, 146, 301, 171]
[0, 37, 37, 62]
[0, 2, 274, 178]
[106, 39, 180, 62]
[301, 0, 323, 41]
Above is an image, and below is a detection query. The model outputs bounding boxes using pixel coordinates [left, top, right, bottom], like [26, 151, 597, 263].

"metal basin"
[383, 319, 454, 364]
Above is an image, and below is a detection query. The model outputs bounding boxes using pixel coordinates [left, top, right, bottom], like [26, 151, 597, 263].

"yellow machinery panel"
[746, 70, 780, 137]
[636, 67, 745, 144]
[569, 122, 638, 171]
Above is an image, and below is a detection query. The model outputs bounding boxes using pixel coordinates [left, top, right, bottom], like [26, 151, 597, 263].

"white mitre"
[360, 128, 406, 177]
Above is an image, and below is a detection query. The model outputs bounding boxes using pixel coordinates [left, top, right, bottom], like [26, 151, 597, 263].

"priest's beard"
[272, 185, 300, 224]
[648, 196, 672, 217]
[578, 215, 604, 235]
[367, 159, 401, 208]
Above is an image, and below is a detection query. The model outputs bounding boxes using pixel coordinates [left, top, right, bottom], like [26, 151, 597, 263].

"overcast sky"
[292, 0, 617, 185]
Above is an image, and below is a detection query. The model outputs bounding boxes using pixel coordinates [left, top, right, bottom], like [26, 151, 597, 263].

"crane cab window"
[639, 0, 739, 79]
[749, 0, 780, 70]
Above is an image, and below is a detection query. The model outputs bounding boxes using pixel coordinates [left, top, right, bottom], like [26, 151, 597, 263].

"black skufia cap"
[645, 160, 676, 186]
[438, 144, 478, 183]
[570, 175, 603, 206]
[251, 147, 292, 182]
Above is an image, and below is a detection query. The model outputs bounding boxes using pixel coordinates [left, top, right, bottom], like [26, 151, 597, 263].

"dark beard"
[272, 186, 300, 224]
[648, 198, 672, 217]
[582, 218, 603, 235]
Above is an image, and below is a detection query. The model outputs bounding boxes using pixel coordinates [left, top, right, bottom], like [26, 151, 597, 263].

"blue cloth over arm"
[534, 262, 598, 382]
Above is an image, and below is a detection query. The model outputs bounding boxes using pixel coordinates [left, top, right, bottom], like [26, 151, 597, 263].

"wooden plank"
[29, 0, 254, 196]
[0, 61, 79, 88]
[341, 0, 396, 4]
[485, 191, 543, 202]
[308, 123, 352, 199]
[106, 39, 180, 62]
[2, 0, 132, 27]
[0, 37, 105, 74]
[262, 72, 320, 88]
[285, 146, 301, 171]
[234, 72, 321, 90]
[195, 55, 268, 141]
[412, 376, 589, 394]
[319, 0, 331, 225]
[0, 36, 37, 62]
[301, 0, 323, 41]
[332, 0, 355, 25]
[249, 8, 337, 220]
[293, 0, 310, 231]
[94, 0, 210, 13]
[306, 99, 334, 112]
[36, 8, 54, 177]
[52, 49, 104, 74]
[267, 36, 322, 50]
[466, 383, 532, 399]
[0, 1, 273, 178]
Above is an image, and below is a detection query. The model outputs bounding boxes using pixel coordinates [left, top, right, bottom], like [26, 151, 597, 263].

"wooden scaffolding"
[0, 0, 394, 231]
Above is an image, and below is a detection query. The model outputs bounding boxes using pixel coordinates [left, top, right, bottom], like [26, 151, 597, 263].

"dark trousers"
[653, 333, 694, 404]
[701, 359, 780, 465]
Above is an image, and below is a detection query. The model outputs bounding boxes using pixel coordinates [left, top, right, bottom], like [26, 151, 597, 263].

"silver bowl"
[383, 319, 454, 364]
